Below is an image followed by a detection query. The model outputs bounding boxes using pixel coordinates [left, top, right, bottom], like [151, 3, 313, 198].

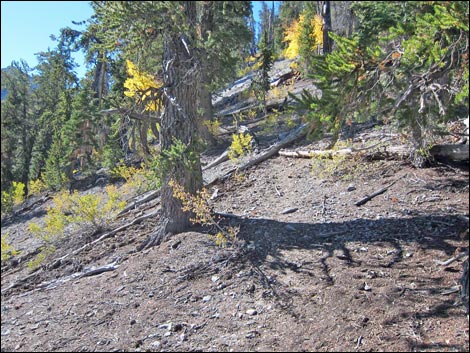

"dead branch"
[205, 123, 308, 186]
[16, 194, 53, 215]
[2, 210, 159, 295]
[355, 174, 406, 206]
[279, 138, 397, 159]
[1, 269, 43, 295]
[202, 150, 229, 171]
[18, 262, 121, 296]
[118, 189, 160, 216]
[49, 209, 159, 269]
[434, 250, 468, 266]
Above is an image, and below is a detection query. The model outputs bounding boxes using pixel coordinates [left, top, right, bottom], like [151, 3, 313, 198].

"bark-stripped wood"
[205, 123, 308, 187]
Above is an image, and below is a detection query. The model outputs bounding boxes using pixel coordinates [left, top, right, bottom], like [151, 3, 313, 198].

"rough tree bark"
[160, 1, 203, 235]
[196, 1, 217, 145]
[320, 0, 332, 54]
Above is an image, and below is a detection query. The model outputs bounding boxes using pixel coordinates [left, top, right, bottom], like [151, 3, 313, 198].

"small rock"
[363, 283, 372, 291]
[211, 275, 220, 282]
[280, 207, 298, 215]
[246, 242, 256, 250]
[158, 323, 172, 330]
[245, 330, 259, 338]
[172, 323, 183, 332]
[171, 240, 181, 249]
[285, 224, 297, 231]
[246, 309, 257, 316]
[202, 295, 212, 302]
[150, 341, 161, 349]
[347, 184, 356, 192]
[246, 284, 256, 293]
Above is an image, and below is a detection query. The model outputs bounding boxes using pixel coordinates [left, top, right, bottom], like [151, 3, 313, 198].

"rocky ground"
[1, 60, 469, 352]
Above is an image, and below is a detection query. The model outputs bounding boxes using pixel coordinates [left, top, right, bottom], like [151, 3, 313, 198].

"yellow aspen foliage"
[124, 60, 163, 111]
[228, 132, 253, 161]
[284, 12, 324, 59]
[283, 17, 302, 59]
[1, 233, 19, 262]
[310, 14, 324, 49]
[168, 179, 239, 248]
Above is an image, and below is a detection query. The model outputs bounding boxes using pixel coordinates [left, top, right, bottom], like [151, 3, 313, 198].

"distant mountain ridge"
[1, 66, 35, 101]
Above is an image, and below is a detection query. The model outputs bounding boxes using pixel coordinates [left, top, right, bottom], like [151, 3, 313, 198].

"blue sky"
[1, 1, 278, 77]
[1, 1, 94, 77]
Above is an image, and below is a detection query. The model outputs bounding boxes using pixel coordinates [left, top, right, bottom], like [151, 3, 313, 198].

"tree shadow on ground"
[234, 213, 466, 268]
[224, 212, 468, 346]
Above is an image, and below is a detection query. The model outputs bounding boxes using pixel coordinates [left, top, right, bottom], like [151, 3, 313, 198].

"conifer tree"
[252, 30, 273, 116]
[290, 1, 469, 166]
[33, 44, 79, 190]
[87, 1, 254, 238]
[0, 61, 36, 195]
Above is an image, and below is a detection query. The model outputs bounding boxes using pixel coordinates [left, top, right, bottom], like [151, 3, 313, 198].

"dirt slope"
[1, 61, 469, 352]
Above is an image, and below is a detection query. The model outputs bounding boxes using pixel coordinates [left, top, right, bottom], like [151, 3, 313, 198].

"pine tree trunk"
[160, 2, 203, 234]
[197, 1, 216, 145]
[461, 258, 469, 315]
[321, 1, 332, 54]
[198, 63, 216, 145]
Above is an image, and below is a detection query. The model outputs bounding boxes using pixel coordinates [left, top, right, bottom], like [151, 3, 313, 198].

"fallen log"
[48, 209, 160, 270]
[429, 144, 469, 162]
[205, 123, 308, 186]
[238, 123, 308, 171]
[1, 209, 160, 296]
[18, 262, 121, 296]
[16, 194, 53, 215]
[118, 189, 160, 216]
[1, 269, 43, 295]
[279, 149, 351, 158]
[203, 150, 229, 171]
[279, 138, 398, 159]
